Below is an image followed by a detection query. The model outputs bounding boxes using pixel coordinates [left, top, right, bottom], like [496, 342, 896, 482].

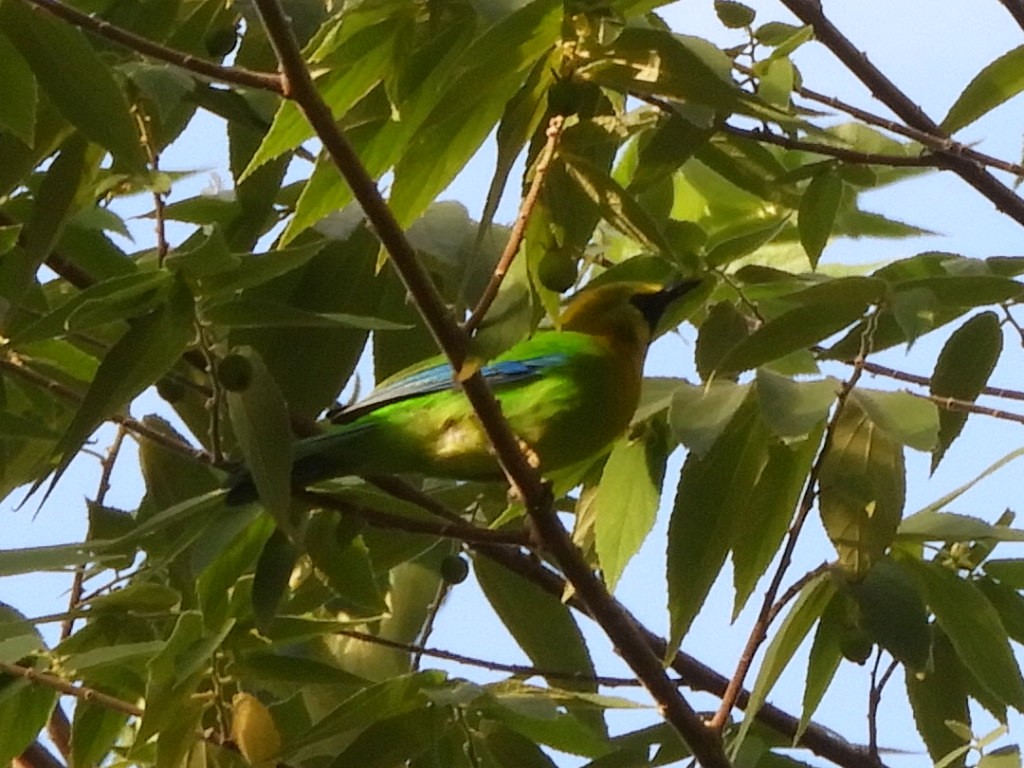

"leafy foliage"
[1, 1, 1024, 767]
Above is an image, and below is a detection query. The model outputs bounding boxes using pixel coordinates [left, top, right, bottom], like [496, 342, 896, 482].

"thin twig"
[0, 355, 214, 466]
[299, 490, 531, 547]
[15, 742, 65, 768]
[867, 654, 899, 760]
[252, 2, 730, 763]
[711, 312, 875, 730]
[779, 0, 1024, 227]
[996, 0, 1024, 31]
[21, 0, 283, 94]
[765, 562, 833, 625]
[919, 392, 1024, 425]
[723, 123, 935, 168]
[337, 628, 652, 686]
[464, 115, 565, 333]
[0, 661, 143, 717]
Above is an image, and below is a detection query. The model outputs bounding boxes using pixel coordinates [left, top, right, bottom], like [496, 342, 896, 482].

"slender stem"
[464, 115, 565, 333]
[722, 123, 936, 168]
[21, 0, 283, 94]
[0, 661, 144, 717]
[996, 0, 1024, 31]
[15, 742, 65, 768]
[710, 313, 874, 730]
[779, 0, 1024, 227]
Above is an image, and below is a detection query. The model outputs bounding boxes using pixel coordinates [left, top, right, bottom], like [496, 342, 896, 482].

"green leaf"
[241, 19, 398, 180]
[561, 154, 674, 256]
[474, 555, 597, 695]
[986, 559, 1024, 589]
[668, 380, 750, 455]
[941, 45, 1024, 134]
[0, 0, 146, 170]
[733, 573, 834, 755]
[326, 705, 444, 768]
[798, 171, 843, 269]
[717, 278, 884, 375]
[225, 346, 293, 521]
[72, 701, 130, 768]
[849, 388, 939, 452]
[667, 393, 767, 645]
[909, 560, 1024, 712]
[755, 370, 837, 442]
[732, 423, 822, 616]
[930, 311, 1003, 470]
[850, 558, 930, 670]
[906, 627, 971, 767]
[594, 422, 669, 592]
[205, 298, 409, 330]
[695, 301, 750, 381]
[387, 0, 562, 227]
[577, 27, 741, 113]
[798, 591, 845, 743]
[0, 31, 36, 145]
[898, 511, 1024, 543]
[705, 215, 790, 267]
[35, 278, 195, 502]
[252, 528, 300, 632]
[0, 676, 56, 765]
[714, 0, 755, 28]
[818, 397, 905, 577]
[304, 512, 386, 615]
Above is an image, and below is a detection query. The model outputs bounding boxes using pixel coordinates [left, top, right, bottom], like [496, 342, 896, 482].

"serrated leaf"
[668, 380, 750, 455]
[942, 45, 1024, 134]
[798, 171, 843, 269]
[907, 627, 971, 767]
[475, 555, 597, 689]
[225, 346, 293, 521]
[849, 388, 939, 452]
[34, 278, 195, 502]
[930, 311, 1003, 470]
[798, 591, 845, 743]
[0, 676, 56, 765]
[695, 301, 749, 381]
[755, 370, 837, 442]
[561, 153, 674, 256]
[732, 423, 822, 616]
[818, 398, 905, 577]
[594, 424, 669, 592]
[985, 560, 1024, 588]
[0, 0, 146, 170]
[717, 278, 884, 375]
[733, 573, 834, 755]
[851, 558, 930, 670]
[668, 393, 768, 645]
[910, 560, 1024, 712]
[898, 511, 1024, 543]
[714, 0, 755, 28]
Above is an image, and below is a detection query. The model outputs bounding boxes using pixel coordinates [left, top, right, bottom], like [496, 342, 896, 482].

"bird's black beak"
[630, 279, 704, 332]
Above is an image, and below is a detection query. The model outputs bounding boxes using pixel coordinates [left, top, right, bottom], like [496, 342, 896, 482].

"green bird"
[230, 279, 700, 501]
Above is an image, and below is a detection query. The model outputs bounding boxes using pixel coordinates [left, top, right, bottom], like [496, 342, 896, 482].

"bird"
[229, 279, 701, 502]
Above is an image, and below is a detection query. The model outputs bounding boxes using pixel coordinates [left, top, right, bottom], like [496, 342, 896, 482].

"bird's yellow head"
[559, 279, 703, 349]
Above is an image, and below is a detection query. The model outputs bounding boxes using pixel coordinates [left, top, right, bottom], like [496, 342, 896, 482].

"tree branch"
[779, 0, 1024, 227]
[20, 0, 283, 94]
[0, 661, 144, 717]
[250, 2, 730, 763]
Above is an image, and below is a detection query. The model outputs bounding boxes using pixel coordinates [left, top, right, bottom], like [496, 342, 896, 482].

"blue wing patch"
[330, 354, 568, 423]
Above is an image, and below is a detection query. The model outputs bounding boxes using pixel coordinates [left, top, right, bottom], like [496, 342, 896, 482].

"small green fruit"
[218, 354, 253, 392]
[537, 249, 578, 293]
[204, 25, 238, 58]
[155, 377, 186, 403]
[440, 555, 469, 585]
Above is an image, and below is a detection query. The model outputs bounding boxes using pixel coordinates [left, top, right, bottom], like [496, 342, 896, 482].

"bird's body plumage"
[230, 280, 700, 500]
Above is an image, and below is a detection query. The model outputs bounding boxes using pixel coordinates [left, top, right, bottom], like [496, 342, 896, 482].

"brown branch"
[723, 123, 936, 168]
[995, 0, 1024, 32]
[337, 628, 648, 687]
[299, 489, 531, 547]
[15, 742, 65, 768]
[45, 706, 72, 761]
[369, 480, 883, 768]
[0, 355, 214, 466]
[919, 392, 1024, 425]
[779, 0, 1024, 227]
[464, 115, 565, 333]
[710, 314, 873, 730]
[0, 661, 144, 717]
[251, 2, 730, 764]
[867, 655, 899, 761]
[20, 0, 283, 94]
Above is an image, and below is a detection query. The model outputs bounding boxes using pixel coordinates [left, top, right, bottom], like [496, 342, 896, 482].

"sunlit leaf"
[942, 45, 1024, 134]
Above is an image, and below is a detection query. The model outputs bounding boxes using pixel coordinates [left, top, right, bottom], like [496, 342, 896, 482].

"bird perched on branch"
[229, 279, 701, 502]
